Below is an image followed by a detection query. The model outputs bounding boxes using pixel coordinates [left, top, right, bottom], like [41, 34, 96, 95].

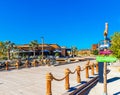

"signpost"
[96, 56, 117, 62]
[96, 55, 117, 95]
[97, 22, 117, 95]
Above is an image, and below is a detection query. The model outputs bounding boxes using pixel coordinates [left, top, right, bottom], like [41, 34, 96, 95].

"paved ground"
[88, 64, 120, 95]
[0, 60, 96, 95]
[0, 59, 120, 95]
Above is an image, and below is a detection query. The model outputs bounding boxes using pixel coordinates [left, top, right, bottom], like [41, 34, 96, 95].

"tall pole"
[41, 37, 44, 63]
[103, 22, 108, 95]
[103, 48, 107, 95]
[103, 62, 107, 95]
[104, 22, 108, 40]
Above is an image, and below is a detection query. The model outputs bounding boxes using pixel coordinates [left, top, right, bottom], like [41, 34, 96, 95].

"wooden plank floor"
[0, 60, 96, 95]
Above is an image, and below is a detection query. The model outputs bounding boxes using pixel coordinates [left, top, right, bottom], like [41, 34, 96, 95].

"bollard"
[64, 68, 70, 90]
[91, 63, 94, 75]
[46, 73, 53, 95]
[87, 60, 90, 64]
[33, 60, 37, 67]
[34, 60, 36, 67]
[41, 59, 44, 65]
[39, 60, 42, 65]
[5, 61, 9, 70]
[95, 62, 99, 73]
[16, 60, 19, 69]
[25, 60, 29, 68]
[44, 59, 47, 65]
[86, 65, 89, 78]
[47, 59, 50, 66]
[76, 66, 81, 83]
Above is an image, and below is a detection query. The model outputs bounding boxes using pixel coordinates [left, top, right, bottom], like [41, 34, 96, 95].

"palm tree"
[71, 46, 78, 57]
[4, 41, 16, 60]
[0, 41, 6, 57]
[29, 40, 39, 57]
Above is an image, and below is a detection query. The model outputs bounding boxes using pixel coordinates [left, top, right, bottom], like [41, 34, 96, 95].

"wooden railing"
[2, 59, 41, 71]
[0, 57, 89, 71]
[46, 61, 99, 95]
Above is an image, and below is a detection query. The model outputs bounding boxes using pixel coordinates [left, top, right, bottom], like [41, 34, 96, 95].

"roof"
[49, 44, 61, 49]
[16, 44, 61, 50]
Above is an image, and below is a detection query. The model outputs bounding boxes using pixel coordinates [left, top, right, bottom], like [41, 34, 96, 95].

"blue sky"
[0, 0, 120, 49]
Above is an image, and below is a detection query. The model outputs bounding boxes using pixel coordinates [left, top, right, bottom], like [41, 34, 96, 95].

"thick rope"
[52, 73, 69, 81]
[52, 63, 92, 81]
[52, 68, 77, 81]
[69, 69, 76, 74]
[80, 66, 86, 71]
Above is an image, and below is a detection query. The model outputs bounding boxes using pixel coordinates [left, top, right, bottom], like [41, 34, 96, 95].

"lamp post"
[41, 37, 44, 63]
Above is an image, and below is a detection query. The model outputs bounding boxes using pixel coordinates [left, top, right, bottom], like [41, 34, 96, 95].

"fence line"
[2, 59, 42, 71]
[2, 58, 75, 71]
[46, 61, 98, 95]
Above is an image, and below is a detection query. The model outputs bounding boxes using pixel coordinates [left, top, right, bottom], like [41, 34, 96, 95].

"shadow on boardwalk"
[113, 92, 120, 95]
[66, 78, 98, 95]
[82, 81, 98, 95]
[68, 81, 87, 92]
[107, 77, 120, 83]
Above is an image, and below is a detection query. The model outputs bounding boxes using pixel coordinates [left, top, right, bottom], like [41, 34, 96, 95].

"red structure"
[99, 50, 112, 55]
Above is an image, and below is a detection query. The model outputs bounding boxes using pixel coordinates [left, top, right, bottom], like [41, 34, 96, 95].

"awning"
[41, 50, 50, 52]
[53, 49, 61, 53]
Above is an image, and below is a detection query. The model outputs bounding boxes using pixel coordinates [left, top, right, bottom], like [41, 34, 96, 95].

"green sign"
[96, 56, 117, 62]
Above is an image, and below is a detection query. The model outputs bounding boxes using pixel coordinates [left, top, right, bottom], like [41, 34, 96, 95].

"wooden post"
[95, 62, 99, 73]
[25, 60, 29, 68]
[91, 63, 94, 75]
[76, 66, 81, 83]
[39, 60, 42, 65]
[35, 59, 38, 66]
[16, 60, 19, 69]
[33, 60, 36, 67]
[5, 61, 9, 70]
[46, 73, 52, 95]
[86, 65, 89, 78]
[47, 59, 50, 66]
[87, 60, 90, 64]
[64, 68, 70, 90]
[104, 62, 107, 95]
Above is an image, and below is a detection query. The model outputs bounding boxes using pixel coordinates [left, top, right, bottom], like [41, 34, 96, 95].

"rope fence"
[46, 61, 99, 95]
[1, 59, 48, 71]
[1, 58, 73, 71]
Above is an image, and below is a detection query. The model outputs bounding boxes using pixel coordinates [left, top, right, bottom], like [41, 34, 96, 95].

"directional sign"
[96, 56, 117, 62]
[100, 44, 109, 48]
[99, 50, 112, 55]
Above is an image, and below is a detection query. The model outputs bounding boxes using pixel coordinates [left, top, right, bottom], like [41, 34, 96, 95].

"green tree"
[55, 52, 60, 57]
[92, 50, 98, 55]
[4, 41, 16, 60]
[0, 41, 5, 57]
[110, 32, 120, 59]
[71, 46, 78, 57]
[29, 40, 39, 57]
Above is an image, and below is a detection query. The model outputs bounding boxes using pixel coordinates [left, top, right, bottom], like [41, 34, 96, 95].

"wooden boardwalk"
[0, 60, 96, 95]
[1, 59, 119, 95]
